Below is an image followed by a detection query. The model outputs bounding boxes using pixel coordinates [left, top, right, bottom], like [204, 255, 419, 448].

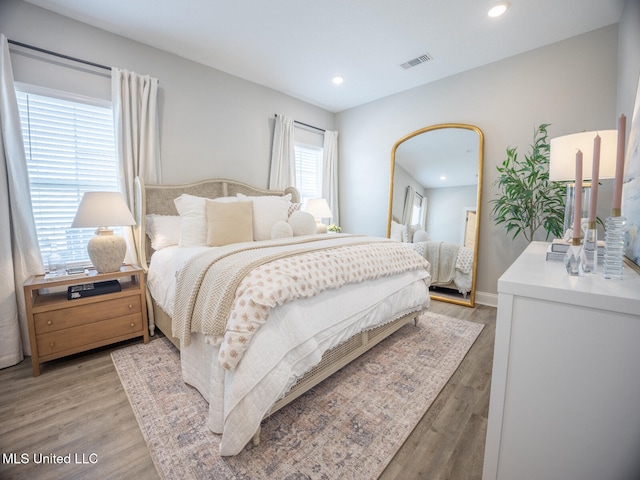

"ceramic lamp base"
[87, 229, 126, 273]
[315, 221, 327, 234]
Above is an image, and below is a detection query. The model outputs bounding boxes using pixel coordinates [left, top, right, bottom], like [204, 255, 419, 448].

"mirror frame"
[387, 123, 484, 308]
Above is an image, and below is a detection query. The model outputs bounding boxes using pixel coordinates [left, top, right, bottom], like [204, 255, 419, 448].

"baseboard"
[475, 291, 497, 308]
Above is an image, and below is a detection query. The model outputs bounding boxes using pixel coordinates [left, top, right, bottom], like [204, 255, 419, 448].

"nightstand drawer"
[36, 313, 143, 357]
[34, 295, 142, 334]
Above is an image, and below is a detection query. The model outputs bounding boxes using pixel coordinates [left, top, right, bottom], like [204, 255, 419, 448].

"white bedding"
[409, 241, 473, 295]
[147, 244, 431, 455]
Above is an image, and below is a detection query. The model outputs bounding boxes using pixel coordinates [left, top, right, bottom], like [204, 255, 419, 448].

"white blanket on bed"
[181, 269, 430, 456]
[173, 234, 430, 370]
[148, 241, 432, 455]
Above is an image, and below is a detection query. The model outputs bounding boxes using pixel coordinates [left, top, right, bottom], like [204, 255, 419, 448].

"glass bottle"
[48, 243, 65, 275]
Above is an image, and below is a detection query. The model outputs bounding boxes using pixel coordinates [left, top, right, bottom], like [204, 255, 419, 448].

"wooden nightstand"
[24, 264, 149, 376]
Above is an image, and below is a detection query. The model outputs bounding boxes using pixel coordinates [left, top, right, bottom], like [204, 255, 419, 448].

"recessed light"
[440, 176, 447, 181]
[332, 75, 344, 85]
[488, 2, 509, 17]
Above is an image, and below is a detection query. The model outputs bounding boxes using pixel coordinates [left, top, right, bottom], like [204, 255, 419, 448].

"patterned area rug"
[111, 312, 483, 480]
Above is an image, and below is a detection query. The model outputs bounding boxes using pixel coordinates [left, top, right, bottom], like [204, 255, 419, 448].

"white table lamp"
[305, 198, 333, 234]
[71, 191, 136, 273]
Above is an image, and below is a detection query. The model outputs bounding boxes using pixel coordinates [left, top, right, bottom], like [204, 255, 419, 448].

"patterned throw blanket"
[172, 234, 430, 370]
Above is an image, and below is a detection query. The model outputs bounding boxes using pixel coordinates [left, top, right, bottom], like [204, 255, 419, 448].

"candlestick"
[573, 150, 582, 240]
[612, 114, 626, 215]
[588, 134, 600, 224]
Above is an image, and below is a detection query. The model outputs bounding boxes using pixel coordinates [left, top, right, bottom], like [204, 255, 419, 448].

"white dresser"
[483, 242, 640, 480]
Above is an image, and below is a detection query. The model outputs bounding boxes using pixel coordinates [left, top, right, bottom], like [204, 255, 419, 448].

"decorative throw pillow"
[174, 194, 238, 246]
[145, 214, 181, 250]
[271, 220, 293, 239]
[288, 210, 317, 236]
[237, 193, 292, 241]
[288, 202, 302, 217]
[205, 200, 254, 246]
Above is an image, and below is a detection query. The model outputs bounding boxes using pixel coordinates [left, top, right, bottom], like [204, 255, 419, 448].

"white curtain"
[0, 34, 45, 367]
[322, 130, 340, 225]
[403, 185, 416, 225]
[269, 114, 295, 190]
[112, 68, 161, 264]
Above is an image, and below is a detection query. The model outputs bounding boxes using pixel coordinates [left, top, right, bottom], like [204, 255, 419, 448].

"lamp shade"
[71, 192, 135, 273]
[549, 130, 617, 181]
[71, 191, 136, 228]
[304, 198, 333, 219]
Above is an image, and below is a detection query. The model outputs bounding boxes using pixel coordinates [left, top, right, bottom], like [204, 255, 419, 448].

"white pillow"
[390, 221, 406, 242]
[271, 220, 293, 239]
[145, 214, 180, 250]
[413, 229, 431, 243]
[174, 194, 207, 246]
[174, 194, 239, 246]
[237, 193, 292, 241]
[288, 210, 317, 236]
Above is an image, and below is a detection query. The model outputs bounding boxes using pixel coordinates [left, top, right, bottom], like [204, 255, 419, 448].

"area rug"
[111, 311, 483, 480]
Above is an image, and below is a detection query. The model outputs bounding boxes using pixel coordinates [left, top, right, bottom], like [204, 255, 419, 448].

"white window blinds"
[294, 144, 323, 205]
[16, 88, 118, 266]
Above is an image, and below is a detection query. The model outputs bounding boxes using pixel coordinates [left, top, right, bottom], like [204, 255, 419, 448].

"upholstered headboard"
[133, 176, 300, 269]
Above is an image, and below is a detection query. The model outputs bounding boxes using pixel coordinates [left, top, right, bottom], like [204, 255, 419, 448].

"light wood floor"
[0, 300, 496, 480]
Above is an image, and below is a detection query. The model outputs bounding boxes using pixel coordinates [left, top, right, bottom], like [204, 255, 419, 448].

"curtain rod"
[8, 39, 111, 72]
[275, 114, 325, 133]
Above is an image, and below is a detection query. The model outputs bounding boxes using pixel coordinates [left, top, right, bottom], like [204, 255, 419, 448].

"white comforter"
[147, 244, 431, 456]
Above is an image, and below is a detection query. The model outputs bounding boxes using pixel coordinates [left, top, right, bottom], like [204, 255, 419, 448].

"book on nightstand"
[67, 280, 121, 300]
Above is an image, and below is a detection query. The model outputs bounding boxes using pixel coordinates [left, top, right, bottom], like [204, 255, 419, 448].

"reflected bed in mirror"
[387, 124, 484, 307]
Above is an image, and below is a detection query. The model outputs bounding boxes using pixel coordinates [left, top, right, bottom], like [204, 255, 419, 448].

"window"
[16, 86, 118, 267]
[411, 192, 425, 227]
[294, 143, 323, 205]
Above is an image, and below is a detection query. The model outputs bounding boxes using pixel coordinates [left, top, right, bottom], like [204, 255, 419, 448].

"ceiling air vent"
[400, 53, 433, 70]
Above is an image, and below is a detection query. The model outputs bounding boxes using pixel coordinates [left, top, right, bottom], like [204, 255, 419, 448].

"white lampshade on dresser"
[71, 191, 136, 273]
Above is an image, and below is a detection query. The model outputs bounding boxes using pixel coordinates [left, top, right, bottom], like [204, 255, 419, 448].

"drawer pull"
[47, 320, 52, 326]
[130, 322, 135, 328]
[129, 304, 133, 309]
[49, 341, 55, 347]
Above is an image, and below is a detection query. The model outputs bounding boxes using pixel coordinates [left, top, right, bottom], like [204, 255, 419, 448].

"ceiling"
[24, 0, 624, 113]
[395, 127, 480, 189]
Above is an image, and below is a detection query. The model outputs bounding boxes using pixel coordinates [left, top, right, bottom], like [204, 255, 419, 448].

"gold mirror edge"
[430, 295, 475, 308]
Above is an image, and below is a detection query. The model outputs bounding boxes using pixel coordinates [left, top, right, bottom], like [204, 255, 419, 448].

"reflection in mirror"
[387, 124, 483, 307]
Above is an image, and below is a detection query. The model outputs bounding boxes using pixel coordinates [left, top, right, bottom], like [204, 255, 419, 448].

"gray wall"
[3, 0, 637, 302]
[336, 25, 620, 302]
[0, 0, 335, 189]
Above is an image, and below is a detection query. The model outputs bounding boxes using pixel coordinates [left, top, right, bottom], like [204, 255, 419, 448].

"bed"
[133, 176, 432, 456]
[390, 219, 473, 296]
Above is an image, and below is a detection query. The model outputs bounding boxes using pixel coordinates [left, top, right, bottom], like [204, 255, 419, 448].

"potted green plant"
[491, 124, 566, 242]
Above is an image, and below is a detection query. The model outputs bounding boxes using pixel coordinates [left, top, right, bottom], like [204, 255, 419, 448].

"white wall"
[617, 0, 640, 120]
[337, 25, 619, 299]
[426, 185, 477, 245]
[0, 0, 335, 189]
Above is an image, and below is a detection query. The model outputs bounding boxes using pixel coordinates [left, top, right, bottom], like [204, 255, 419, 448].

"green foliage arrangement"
[491, 124, 566, 242]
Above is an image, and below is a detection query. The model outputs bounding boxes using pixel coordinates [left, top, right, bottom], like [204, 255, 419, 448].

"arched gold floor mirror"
[387, 123, 484, 307]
